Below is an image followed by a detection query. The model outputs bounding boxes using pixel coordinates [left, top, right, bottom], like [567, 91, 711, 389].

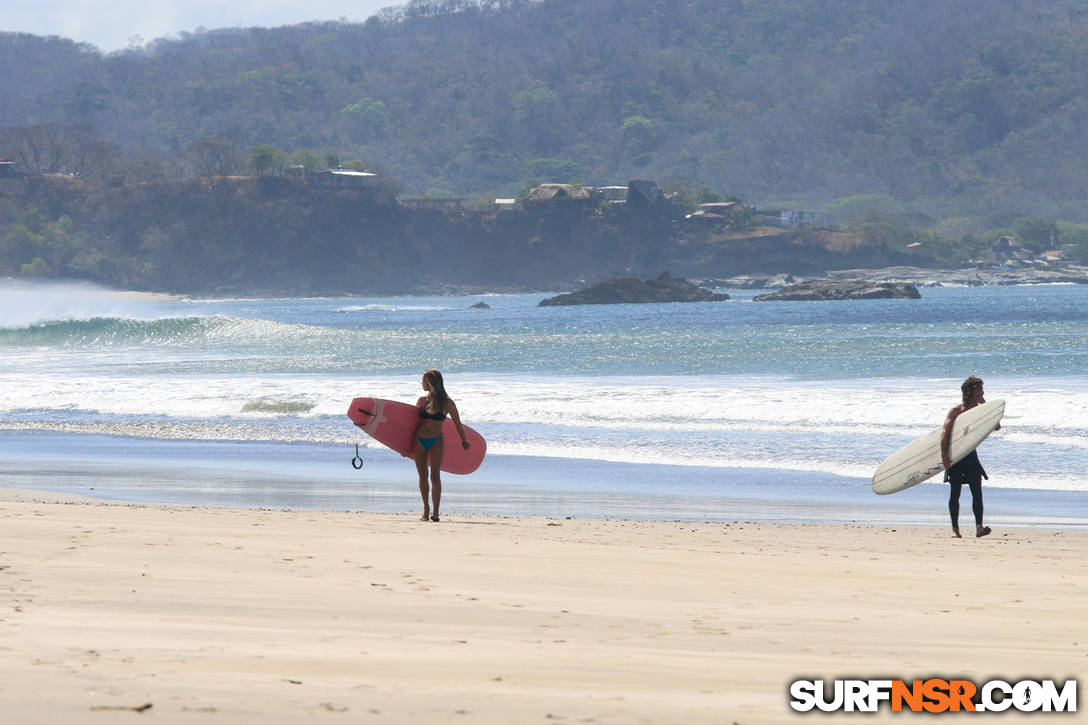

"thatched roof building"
[524, 183, 593, 203]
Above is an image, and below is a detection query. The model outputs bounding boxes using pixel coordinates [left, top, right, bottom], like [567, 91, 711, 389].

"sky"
[3, 0, 400, 52]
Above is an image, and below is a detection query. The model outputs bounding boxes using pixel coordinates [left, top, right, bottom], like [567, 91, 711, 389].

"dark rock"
[753, 280, 921, 301]
[469, 301, 491, 309]
[539, 272, 730, 306]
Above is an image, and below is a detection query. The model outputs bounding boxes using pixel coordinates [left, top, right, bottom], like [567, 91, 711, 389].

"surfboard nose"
[347, 397, 377, 428]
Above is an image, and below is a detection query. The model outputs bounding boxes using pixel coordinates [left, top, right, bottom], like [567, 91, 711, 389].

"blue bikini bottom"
[417, 435, 443, 451]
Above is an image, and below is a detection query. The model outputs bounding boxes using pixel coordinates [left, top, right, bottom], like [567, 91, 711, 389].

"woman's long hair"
[423, 369, 449, 414]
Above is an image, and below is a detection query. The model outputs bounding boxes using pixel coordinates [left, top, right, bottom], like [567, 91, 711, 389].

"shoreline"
[2, 481, 1087, 529]
[1, 488, 1084, 723]
[3, 432, 1086, 530]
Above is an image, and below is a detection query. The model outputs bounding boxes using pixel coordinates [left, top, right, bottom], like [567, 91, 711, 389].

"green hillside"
[3, 0, 1088, 218]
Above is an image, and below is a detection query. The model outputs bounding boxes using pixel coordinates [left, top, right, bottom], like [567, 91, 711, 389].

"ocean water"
[1, 279, 1086, 526]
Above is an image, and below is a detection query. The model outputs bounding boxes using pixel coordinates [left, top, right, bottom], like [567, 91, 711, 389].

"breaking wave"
[0, 315, 355, 351]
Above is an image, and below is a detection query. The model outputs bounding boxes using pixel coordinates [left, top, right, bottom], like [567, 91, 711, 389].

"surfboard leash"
[351, 407, 373, 469]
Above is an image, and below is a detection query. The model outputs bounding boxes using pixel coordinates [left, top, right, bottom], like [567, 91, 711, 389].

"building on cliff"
[685, 201, 738, 221]
[594, 185, 629, 204]
[0, 158, 22, 178]
[625, 179, 666, 208]
[989, 235, 1035, 265]
[524, 183, 594, 204]
[779, 209, 829, 227]
[310, 169, 378, 188]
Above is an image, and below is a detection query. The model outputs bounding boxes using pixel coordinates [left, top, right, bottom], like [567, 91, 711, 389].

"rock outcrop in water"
[539, 272, 729, 306]
[753, 280, 921, 301]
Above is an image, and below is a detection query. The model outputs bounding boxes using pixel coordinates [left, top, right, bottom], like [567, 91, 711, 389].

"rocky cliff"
[0, 175, 962, 296]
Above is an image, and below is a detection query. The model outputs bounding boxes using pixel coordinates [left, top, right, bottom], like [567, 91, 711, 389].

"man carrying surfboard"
[941, 376, 1000, 538]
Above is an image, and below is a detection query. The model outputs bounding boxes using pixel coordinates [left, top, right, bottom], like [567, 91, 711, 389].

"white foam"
[335, 304, 453, 313]
[0, 279, 164, 327]
[1, 365, 1085, 493]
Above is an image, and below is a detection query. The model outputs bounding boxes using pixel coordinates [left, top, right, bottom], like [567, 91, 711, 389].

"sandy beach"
[0, 488, 1083, 724]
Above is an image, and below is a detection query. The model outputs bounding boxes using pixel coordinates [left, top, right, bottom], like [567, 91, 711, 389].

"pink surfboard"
[347, 397, 487, 474]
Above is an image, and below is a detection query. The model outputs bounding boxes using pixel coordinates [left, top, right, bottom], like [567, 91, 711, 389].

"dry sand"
[0, 488, 1084, 724]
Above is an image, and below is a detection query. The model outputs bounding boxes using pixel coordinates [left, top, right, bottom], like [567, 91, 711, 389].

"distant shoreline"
[212, 263, 1088, 297]
[8, 264, 1088, 300]
[702, 263, 1088, 290]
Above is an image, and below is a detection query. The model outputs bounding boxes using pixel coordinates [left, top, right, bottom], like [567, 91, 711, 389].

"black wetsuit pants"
[946, 450, 986, 529]
[949, 479, 984, 529]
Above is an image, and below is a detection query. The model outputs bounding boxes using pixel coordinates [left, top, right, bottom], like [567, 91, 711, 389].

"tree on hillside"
[621, 115, 657, 154]
[522, 157, 581, 183]
[0, 124, 73, 173]
[340, 97, 390, 141]
[0, 123, 124, 180]
[5, 0, 1088, 208]
[1013, 217, 1058, 250]
[288, 148, 326, 174]
[186, 132, 245, 177]
[248, 144, 288, 176]
[513, 81, 562, 155]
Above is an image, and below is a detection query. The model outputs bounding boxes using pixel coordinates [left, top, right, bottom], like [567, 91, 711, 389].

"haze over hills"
[5, 0, 1088, 295]
[3, 0, 1088, 220]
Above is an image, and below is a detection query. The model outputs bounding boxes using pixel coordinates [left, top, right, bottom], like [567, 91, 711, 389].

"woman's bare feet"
[952, 528, 962, 538]
[420, 511, 430, 521]
[976, 526, 992, 537]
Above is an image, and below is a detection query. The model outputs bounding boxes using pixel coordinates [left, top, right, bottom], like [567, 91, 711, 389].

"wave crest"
[0, 316, 231, 347]
[241, 399, 317, 414]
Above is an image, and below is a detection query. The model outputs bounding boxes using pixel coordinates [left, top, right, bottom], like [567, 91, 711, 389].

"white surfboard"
[872, 399, 1005, 495]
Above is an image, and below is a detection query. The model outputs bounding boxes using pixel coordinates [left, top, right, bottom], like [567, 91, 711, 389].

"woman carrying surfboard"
[413, 369, 470, 522]
[941, 376, 1000, 538]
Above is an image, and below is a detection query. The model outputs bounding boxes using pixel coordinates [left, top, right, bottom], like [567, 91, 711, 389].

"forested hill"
[4, 0, 1088, 216]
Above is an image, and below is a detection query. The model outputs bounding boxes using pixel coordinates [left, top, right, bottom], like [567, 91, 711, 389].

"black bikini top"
[418, 405, 447, 421]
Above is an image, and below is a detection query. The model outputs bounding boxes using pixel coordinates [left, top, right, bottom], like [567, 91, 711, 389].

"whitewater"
[1, 278, 1085, 526]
